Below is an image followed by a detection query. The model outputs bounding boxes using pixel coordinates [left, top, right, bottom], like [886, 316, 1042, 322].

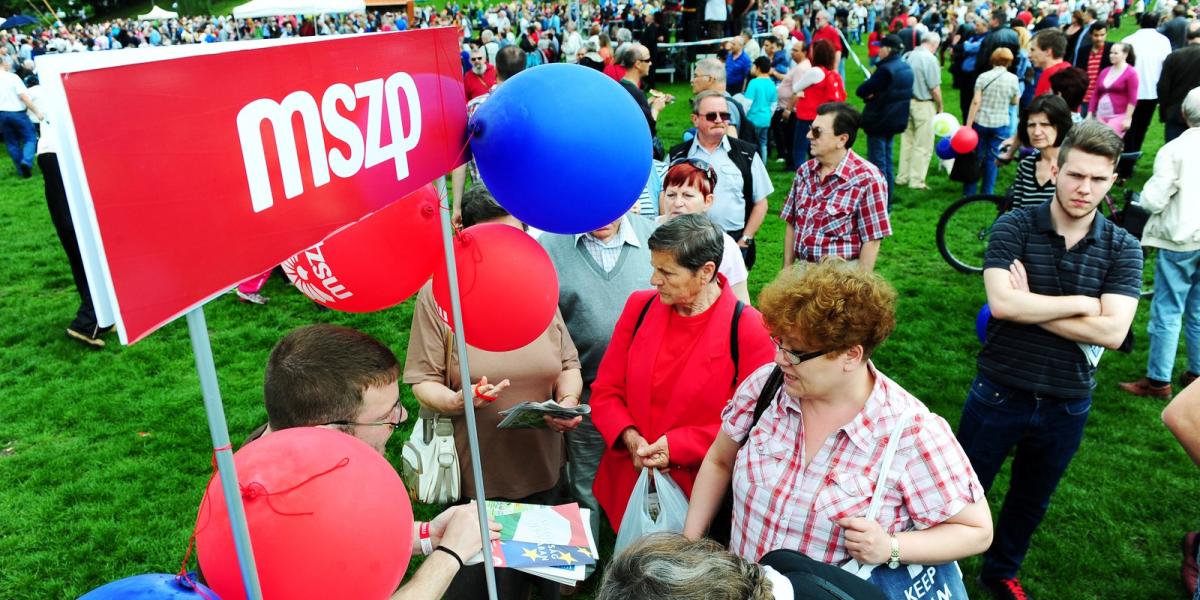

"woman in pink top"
[1092, 43, 1139, 137]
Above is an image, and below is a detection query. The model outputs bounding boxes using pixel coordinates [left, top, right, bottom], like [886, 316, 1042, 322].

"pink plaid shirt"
[780, 151, 892, 263]
[721, 363, 984, 563]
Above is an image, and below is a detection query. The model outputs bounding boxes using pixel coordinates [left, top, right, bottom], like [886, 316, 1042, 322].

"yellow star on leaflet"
[556, 551, 577, 565]
[578, 548, 593, 559]
[522, 548, 540, 561]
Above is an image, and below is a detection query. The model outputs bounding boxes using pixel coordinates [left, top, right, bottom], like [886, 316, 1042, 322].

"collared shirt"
[979, 201, 1143, 397]
[974, 67, 1019, 128]
[722, 363, 985, 563]
[574, 215, 642, 272]
[904, 46, 941, 101]
[687, 137, 775, 232]
[780, 150, 891, 262]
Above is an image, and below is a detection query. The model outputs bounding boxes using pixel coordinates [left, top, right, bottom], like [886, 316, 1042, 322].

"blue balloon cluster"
[936, 136, 956, 160]
[79, 573, 221, 600]
[469, 63, 653, 234]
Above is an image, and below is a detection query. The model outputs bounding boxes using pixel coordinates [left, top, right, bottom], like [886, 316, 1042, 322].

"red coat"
[590, 282, 775, 531]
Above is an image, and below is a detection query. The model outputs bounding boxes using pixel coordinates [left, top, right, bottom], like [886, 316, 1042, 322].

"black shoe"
[1183, 372, 1199, 389]
[977, 576, 1031, 600]
[18, 164, 31, 179]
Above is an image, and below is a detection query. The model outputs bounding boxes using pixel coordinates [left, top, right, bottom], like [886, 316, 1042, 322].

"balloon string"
[174, 445, 231, 599]
[439, 129, 477, 214]
[240, 456, 351, 517]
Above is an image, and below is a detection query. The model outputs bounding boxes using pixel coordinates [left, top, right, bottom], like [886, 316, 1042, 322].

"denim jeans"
[1147, 249, 1200, 382]
[755, 125, 770, 160]
[792, 117, 813, 167]
[964, 123, 1004, 196]
[866, 134, 894, 206]
[0, 110, 36, 172]
[956, 373, 1092, 580]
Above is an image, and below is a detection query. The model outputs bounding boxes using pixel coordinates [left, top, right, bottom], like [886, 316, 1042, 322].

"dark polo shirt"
[978, 200, 1143, 398]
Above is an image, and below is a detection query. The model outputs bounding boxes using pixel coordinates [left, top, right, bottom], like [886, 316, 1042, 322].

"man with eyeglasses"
[248, 324, 500, 600]
[780, 102, 890, 272]
[668, 90, 774, 270]
[464, 47, 497, 102]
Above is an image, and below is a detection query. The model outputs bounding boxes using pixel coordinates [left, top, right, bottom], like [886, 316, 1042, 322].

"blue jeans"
[866, 134, 894, 207]
[964, 123, 1004, 196]
[1147, 249, 1200, 382]
[755, 126, 769, 160]
[956, 373, 1092, 580]
[792, 117, 812, 168]
[0, 110, 36, 172]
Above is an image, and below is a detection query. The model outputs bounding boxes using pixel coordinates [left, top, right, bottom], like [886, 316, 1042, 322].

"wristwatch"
[740, 235, 754, 243]
[887, 534, 901, 569]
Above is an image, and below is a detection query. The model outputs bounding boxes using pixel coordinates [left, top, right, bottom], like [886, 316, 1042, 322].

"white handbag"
[400, 327, 461, 504]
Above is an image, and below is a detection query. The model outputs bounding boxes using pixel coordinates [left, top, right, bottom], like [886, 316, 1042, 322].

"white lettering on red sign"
[236, 72, 423, 213]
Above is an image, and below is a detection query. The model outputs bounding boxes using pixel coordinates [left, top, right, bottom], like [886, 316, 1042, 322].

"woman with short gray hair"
[590, 214, 775, 538]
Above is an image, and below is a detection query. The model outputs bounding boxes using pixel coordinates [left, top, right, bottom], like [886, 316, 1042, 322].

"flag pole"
[434, 175, 500, 600]
[186, 307, 264, 600]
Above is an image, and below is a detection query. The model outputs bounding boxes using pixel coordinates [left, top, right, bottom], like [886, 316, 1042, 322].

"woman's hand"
[622, 428, 649, 471]
[838, 517, 892, 565]
[637, 435, 670, 469]
[544, 395, 583, 433]
[470, 375, 510, 408]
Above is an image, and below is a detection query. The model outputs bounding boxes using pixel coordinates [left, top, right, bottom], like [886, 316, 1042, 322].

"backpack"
[631, 295, 745, 387]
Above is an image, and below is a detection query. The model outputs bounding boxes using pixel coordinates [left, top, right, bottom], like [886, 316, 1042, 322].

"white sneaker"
[236, 291, 269, 305]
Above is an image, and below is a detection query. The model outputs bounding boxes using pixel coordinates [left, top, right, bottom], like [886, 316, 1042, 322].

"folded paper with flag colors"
[467, 502, 599, 584]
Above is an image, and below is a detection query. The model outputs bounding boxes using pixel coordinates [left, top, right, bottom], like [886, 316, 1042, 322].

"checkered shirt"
[973, 67, 1019, 128]
[721, 363, 985, 563]
[574, 215, 642, 273]
[780, 151, 891, 263]
[465, 93, 489, 184]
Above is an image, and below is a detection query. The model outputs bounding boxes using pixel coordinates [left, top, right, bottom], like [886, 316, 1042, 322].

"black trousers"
[1119, 99, 1157, 178]
[40, 153, 100, 333]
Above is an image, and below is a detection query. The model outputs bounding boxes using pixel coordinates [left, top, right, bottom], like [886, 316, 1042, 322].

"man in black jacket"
[1073, 22, 1113, 117]
[856, 35, 913, 207]
[1158, 20, 1200, 142]
[1160, 2, 1192, 50]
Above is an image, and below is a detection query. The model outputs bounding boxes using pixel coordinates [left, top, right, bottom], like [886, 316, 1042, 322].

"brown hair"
[758, 259, 897, 358]
[990, 47, 1014, 67]
[1057, 119, 1124, 168]
[264, 324, 399, 431]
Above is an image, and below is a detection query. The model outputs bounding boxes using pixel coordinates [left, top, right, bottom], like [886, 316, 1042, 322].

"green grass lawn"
[1, 19, 1196, 599]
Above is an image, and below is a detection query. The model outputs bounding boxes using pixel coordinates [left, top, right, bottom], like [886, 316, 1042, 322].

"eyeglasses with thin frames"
[323, 400, 405, 431]
[770, 336, 828, 365]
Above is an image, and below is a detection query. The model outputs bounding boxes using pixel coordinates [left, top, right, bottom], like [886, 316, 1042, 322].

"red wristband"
[419, 522, 433, 555]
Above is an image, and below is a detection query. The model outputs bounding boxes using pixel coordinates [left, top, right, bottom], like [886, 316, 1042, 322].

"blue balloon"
[976, 303, 991, 344]
[469, 63, 652, 234]
[936, 136, 956, 160]
[79, 573, 221, 600]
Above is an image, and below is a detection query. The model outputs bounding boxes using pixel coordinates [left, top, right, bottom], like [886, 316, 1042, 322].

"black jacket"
[1073, 41, 1114, 73]
[1158, 45, 1200, 125]
[857, 54, 914, 136]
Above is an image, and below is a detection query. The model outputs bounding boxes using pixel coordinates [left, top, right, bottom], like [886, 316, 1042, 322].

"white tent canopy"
[231, 0, 364, 18]
[137, 5, 179, 20]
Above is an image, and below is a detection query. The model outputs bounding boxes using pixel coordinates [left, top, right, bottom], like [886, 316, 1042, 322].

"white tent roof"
[232, 0, 364, 18]
[137, 5, 179, 20]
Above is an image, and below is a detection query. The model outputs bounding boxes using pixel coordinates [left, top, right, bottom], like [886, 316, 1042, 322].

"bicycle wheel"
[936, 194, 1006, 275]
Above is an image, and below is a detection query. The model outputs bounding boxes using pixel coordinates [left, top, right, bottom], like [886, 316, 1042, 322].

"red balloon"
[951, 126, 979, 154]
[195, 428, 413, 600]
[432, 223, 559, 352]
[282, 185, 441, 312]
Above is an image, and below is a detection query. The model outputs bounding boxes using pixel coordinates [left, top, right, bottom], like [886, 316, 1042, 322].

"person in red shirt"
[463, 48, 497, 102]
[810, 10, 844, 73]
[1031, 28, 1070, 96]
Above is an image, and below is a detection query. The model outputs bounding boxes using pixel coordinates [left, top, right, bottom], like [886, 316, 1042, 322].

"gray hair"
[693, 57, 727, 85]
[647, 213, 724, 278]
[691, 89, 727, 114]
[921, 31, 941, 46]
[1184, 87, 1200, 128]
[616, 27, 633, 43]
[597, 534, 772, 600]
[816, 9, 832, 22]
[481, 29, 494, 42]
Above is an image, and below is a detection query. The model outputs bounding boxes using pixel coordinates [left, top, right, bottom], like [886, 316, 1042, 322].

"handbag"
[613, 467, 689, 557]
[400, 328, 462, 504]
[840, 412, 970, 600]
[1104, 189, 1149, 240]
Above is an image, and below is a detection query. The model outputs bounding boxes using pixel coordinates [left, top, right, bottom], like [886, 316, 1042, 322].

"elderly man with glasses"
[668, 90, 773, 270]
[463, 47, 497, 102]
[779, 102, 890, 272]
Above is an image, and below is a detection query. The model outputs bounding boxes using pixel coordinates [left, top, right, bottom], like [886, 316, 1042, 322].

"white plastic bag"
[613, 468, 688, 557]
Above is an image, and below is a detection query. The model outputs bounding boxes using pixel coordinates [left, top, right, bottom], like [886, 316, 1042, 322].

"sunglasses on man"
[695, 111, 732, 123]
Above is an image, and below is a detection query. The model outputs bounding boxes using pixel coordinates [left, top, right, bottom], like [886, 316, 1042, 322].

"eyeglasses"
[696, 111, 732, 123]
[771, 336, 828, 365]
[470, 56, 485, 61]
[637, 56, 651, 63]
[324, 400, 405, 431]
[668, 157, 718, 188]
[809, 126, 824, 139]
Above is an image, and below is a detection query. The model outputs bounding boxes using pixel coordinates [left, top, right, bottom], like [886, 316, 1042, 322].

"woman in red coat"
[590, 214, 775, 532]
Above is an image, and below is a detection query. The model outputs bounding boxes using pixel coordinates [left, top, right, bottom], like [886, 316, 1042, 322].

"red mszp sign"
[57, 29, 466, 343]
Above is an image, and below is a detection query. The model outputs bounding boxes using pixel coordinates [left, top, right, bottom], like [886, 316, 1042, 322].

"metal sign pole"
[186, 307, 263, 600]
[434, 176, 500, 600]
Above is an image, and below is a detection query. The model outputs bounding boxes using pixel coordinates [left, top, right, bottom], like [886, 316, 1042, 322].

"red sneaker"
[978, 577, 1031, 600]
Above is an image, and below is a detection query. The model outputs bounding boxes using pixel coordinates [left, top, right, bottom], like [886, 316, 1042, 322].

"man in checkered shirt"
[780, 103, 891, 272]
[683, 260, 991, 570]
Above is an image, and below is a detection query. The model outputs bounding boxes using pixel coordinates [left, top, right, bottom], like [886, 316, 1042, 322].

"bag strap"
[864, 411, 914, 521]
[418, 326, 456, 441]
[632, 294, 656, 336]
[729, 301, 745, 387]
[740, 365, 785, 448]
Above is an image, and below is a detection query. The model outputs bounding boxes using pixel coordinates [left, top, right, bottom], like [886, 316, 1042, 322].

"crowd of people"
[13, 0, 1200, 598]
